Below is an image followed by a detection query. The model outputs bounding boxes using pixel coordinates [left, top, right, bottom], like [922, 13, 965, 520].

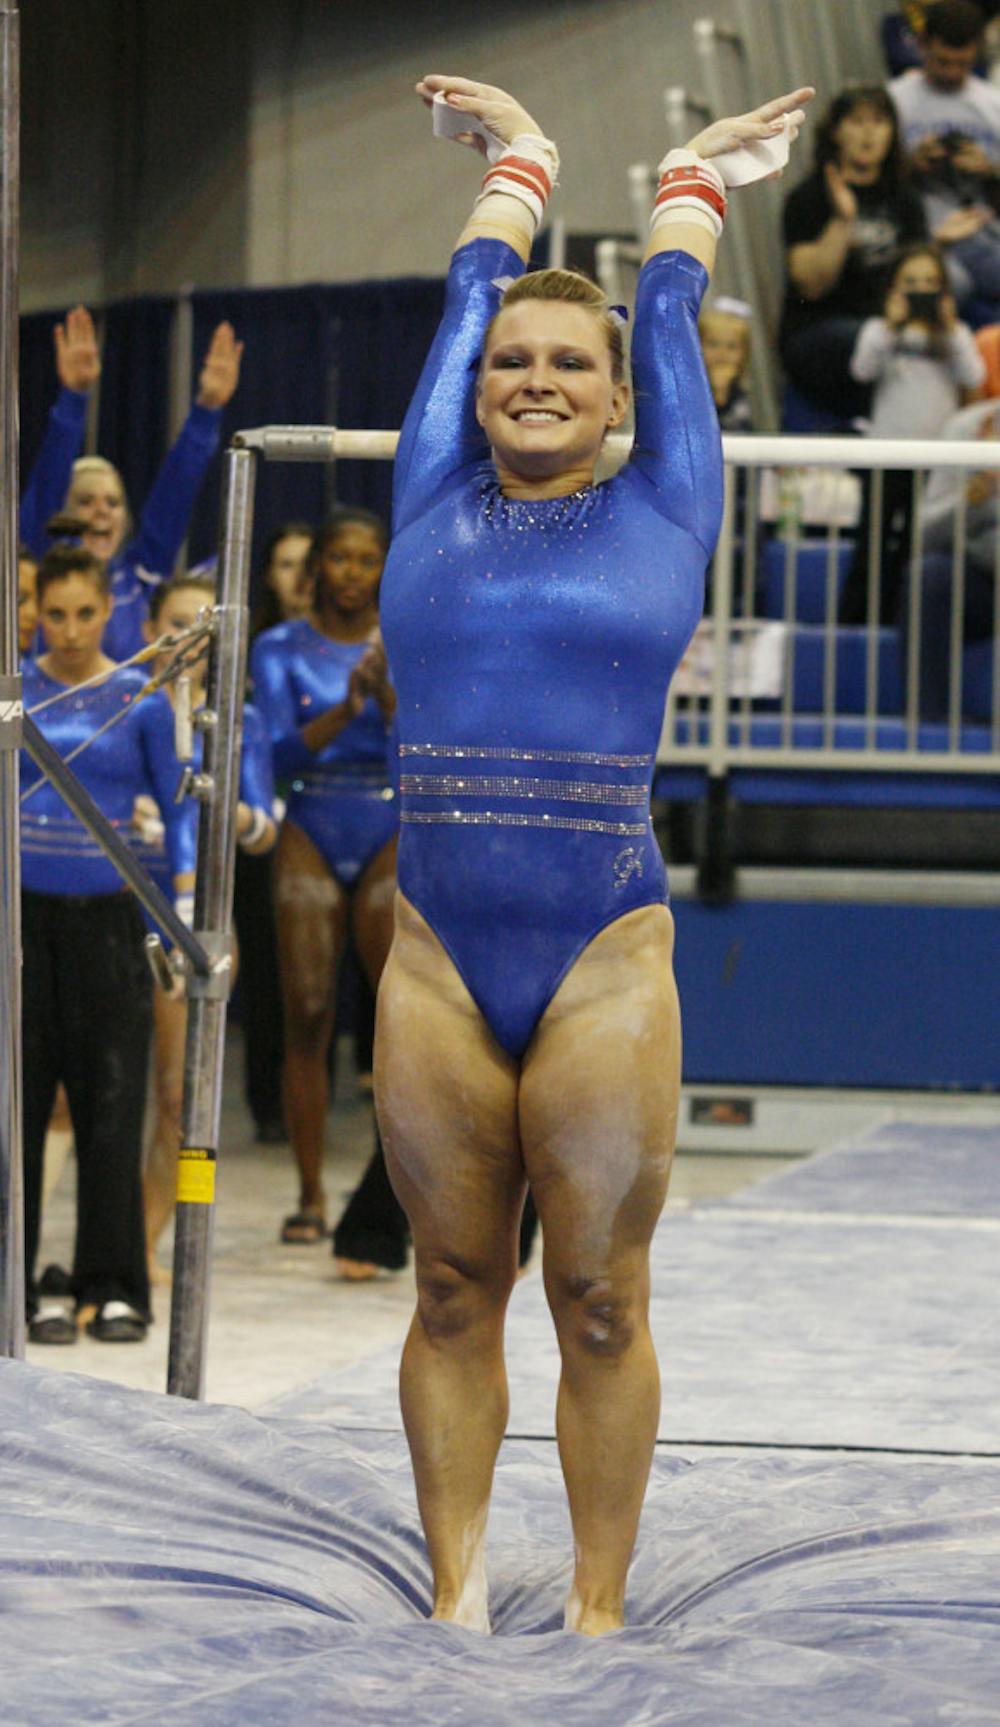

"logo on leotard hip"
[612, 846, 643, 890]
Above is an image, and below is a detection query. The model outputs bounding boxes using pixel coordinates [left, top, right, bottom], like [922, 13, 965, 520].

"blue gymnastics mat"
[5, 1115, 1000, 1725]
[3, 1358, 1000, 1727]
[721, 1119, 1000, 1219]
[265, 1119, 1000, 1454]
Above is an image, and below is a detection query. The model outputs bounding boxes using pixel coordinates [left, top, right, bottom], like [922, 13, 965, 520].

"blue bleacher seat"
[760, 538, 854, 624]
[790, 626, 903, 716]
[780, 382, 855, 436]
[963, 640, 997, 723]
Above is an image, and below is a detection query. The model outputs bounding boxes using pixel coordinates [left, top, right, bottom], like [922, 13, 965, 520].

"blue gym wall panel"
[672, 898, 1000, 1090]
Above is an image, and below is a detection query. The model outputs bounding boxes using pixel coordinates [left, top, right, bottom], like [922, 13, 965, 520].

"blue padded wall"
[672, 898, 1000, 1089]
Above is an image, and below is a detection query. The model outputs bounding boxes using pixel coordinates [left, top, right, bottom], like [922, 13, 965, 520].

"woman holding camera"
[839, 240, 984, 623]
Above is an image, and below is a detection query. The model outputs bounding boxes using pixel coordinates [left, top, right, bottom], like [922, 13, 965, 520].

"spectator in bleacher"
[840, 240, 984, 622]
[905, 396, 1000, 714]
[19, 308, 244, 661]
[781, 84, 928, 421]
[881, 1, 1000, 76]
[699, 298, 754, 430]
[889, 1, 1000, 323]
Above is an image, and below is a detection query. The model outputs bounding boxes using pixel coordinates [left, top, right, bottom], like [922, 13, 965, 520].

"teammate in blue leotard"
[373, 74, 811, 1634]
[251, 510, 407, 1272]
[19, 307, 244, 662]
[131, 572, 278, 1283]
[21, 545, 198, 1345]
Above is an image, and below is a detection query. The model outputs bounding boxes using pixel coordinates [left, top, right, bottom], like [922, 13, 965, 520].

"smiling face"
[476, 300, 629, 491]
[700, 312, 749, 378]
[66, 466, 128, 564]
[38, 572, 113, 681]
[314, 522, 385, 625]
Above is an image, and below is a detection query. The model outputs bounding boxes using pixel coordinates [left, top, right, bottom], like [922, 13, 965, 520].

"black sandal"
[280, 1211, 327, 1244]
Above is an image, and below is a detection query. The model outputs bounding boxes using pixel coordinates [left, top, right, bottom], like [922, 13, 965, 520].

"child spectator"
[840, 240, 985, 621]
[700, 297, 754, 430]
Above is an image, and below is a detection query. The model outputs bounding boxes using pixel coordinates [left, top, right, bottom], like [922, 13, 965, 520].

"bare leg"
[42, 1083, 75, 1209]
[376, 893, 523, 1630]
[274, 820, 347, 1229]
[334, 838, 399, 1278]
[143, 989, 187, 1284]
[520, 905, 680, 1635]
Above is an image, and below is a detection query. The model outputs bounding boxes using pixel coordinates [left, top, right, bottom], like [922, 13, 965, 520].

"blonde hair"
[484, 269, 625, 383]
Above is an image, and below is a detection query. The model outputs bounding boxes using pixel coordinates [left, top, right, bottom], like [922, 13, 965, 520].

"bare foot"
[148, 1256, 172, 1288]
[564, 1590, 623, 1636]
[334, 1257, 380, 1281]
[430, 1514, 491, 1632]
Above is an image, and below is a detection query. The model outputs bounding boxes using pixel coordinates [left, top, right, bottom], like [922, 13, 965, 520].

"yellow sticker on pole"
[176, 1147, 217, 1205]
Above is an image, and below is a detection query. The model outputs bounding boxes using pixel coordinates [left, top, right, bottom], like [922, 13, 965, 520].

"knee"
[551, 1273, 640, 1362]
[283, 998, 331, 1051]
[414, 1255, 508, 1344]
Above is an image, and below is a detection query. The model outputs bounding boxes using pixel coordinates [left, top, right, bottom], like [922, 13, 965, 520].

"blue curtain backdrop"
[19, 276, 445, 591]
[97, 297, 176, 519]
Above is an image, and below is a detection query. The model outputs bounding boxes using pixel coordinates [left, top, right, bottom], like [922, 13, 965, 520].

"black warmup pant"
[22, 891, 152, 1316]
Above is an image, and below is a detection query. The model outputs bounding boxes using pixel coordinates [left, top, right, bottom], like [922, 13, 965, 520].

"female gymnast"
[237, 520, 316, 1144]
[19, 307, 244, 660]
[374, 74, 810, 1634]
[135, 572, 277, 1283]
[251, 510, 409, 1275]
[21, 545, 197, 1344]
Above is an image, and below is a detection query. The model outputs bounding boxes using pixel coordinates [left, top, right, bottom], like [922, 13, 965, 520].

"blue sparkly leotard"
[250, 619, 397, 886]
[20, 661, 198, 896]
[131, 702, 275, 925]
[379, 239, 722, 1059]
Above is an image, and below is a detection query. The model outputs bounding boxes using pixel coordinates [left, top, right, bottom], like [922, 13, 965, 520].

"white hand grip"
[710, 119, 791, 188]
[432, 91, 506, 164]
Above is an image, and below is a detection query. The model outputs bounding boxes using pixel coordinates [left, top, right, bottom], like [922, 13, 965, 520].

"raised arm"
[127, 322, 244, 577]
[643, 88, 813, 276]
[19, 307, 100, 555]
[630, 88, 811, 551]
[392, 76, 559, 534]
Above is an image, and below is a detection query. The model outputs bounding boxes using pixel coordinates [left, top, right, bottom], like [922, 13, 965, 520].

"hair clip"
[491, 275, 516, 295]
[608, 304, 629, 326]
[712, 295, 752, 320]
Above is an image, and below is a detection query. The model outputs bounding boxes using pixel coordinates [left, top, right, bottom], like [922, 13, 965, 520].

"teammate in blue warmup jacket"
[251, 511, 407, 1272]
[19, 307, 243, 661]
[131, 572, 278, 1282]
[21, 546, 198, 1346]
[373, 74, 811, 1635]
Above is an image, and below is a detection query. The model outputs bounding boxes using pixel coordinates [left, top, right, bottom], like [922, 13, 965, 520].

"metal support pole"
[0, 0, 22, 1360]
[167, 446, 255, 1400]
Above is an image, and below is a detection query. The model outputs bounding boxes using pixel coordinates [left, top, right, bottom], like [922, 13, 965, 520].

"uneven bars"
[234, 425, 1000, 473]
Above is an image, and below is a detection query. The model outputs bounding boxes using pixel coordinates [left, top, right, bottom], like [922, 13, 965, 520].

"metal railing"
[664, 433, 1000, 776]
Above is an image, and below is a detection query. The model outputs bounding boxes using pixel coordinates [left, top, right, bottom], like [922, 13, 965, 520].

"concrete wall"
[19, 0, 884, 313]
